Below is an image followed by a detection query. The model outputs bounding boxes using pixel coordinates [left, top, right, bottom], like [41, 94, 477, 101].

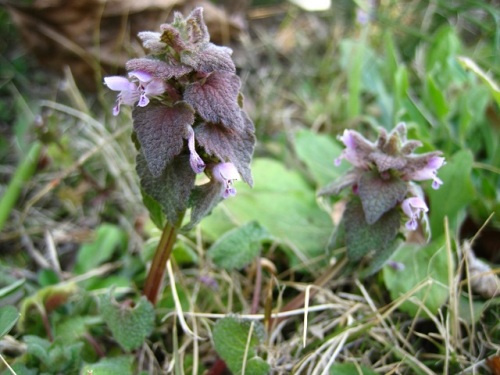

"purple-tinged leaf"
[126, 58, 192, 81]
[184, 72, 242, 128]
[186, 7, 210, 44]
[369, 151, 407, 172]
[160, 24, 188, 53]
[133, 102, 195, 177]
[344, 198, 401, 262]
[195, 113, 255, 185]
[318, 171, 359, 197]
[180, 43, 236, 73]
[137, 153, 195, 225]
[183, 180, 223, 231]
[358, 171, 407, 225]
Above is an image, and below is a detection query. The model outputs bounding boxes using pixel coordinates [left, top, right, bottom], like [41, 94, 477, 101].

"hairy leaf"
[358, 171, 407, 224]
[213, 317, 268, 375]
[133, 102, 195, 177]
[137, 153, 196, 225]
[186, 7, 209, 44]
[180, 43, 236, 73]
[100, 294, 155, 352]
[383, 238, 451, 318]
[184, 180, 223, 230]
[208, 221, 271, 270]
[344, 198, 401, 262]
[318, 171, 358, 197]
[184, 72, 242, 129]
[195, 116, 255, 185]
[126, 58, 192, 80]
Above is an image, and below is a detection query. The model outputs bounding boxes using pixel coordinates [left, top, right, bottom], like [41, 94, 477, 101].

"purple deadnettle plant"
[320, 123, 445, 274]
[104, 8, 255, 304]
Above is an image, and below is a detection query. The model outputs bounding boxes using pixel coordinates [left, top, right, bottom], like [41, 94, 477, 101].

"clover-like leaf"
[195, 114, 255, 185]
[137, 153, 196, 225]
[126, 58, 192, 80]
[100, 294, 155, 352]
[184, 71, 242, 129]
[358, 171, 407, 225]
[133, 102, 195, 177]
[344, 198, 401, 262]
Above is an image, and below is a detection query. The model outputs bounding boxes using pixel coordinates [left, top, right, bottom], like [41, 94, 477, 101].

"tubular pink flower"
[406, 156, 445, 189]
[187, 127, 205, 174]
[402, 197, 428, 231]
[213, 162, 239, 198]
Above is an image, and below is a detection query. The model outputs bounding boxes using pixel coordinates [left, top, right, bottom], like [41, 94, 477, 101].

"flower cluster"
[323, 123, 444, 232]
[104, 8, 255, 227]
[320, 123, 445, 272]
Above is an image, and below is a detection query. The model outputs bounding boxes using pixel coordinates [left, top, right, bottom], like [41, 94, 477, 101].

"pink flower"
[405, 156, 445, 189]
[334, 129, 372, 169]
[104, 76, 140, 116]
[187, 127, 205, 174]
[213, 162, 239, 198]
[402, 196, 428, 231]
[104, 71, 166, 116]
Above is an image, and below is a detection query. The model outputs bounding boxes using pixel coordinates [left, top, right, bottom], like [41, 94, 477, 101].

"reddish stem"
[143, 220, 180, 305]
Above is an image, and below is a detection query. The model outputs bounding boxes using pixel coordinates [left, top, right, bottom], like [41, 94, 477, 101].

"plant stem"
[143, 216, 183, 305]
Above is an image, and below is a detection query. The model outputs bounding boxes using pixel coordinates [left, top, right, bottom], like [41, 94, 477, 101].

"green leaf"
[344, 198, 401, 262]
[358, 171, 407, 225]
[245, 357, 271, 375]
[329, 363, 378, 375]
[213, 317, 268, 375]
[0, 278, 25, 300]
[425, 75, 449, 120]
[428, 150, 474, 237]
[294, 129, 344, 186]
[74, 223, 128, 274]
[141, 188, 166, 229]
[208, 221, 271, 270]
[100, 294, 155, 351]
[383, 237, 451, 318]
[81, 356, 134, 375]
[0, 305, 19, 338]
[201, 158, 332, 266]
[137, 152, 196, 225]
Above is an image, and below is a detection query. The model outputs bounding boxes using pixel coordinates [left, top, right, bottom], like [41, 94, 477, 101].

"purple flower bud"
[401, 196, 428, 231]
[213, 162, 239, 198]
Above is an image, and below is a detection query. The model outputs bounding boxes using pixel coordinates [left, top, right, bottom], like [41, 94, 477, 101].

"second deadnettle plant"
[320, 123, 445, 274]
[105, 8, 255, 304]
